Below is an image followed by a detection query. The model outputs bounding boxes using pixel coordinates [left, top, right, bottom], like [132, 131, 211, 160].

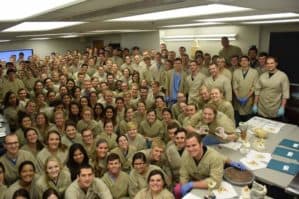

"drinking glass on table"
[239, 122, 248, 141]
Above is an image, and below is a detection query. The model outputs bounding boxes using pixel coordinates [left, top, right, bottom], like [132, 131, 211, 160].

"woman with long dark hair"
[68, 101, 81, 124]
[93, 103, 104, 121]
[66, 143, 89, 181]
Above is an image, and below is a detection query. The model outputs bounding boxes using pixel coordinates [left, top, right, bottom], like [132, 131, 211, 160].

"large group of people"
[0, 36, 290, 198]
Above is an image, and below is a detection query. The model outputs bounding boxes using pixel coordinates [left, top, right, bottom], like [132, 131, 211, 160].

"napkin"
[213, 181, 237, 199]
[240, 157, 267, 170]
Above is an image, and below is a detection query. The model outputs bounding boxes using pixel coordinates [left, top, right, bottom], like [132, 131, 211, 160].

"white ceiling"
[1, 0, 299, 41]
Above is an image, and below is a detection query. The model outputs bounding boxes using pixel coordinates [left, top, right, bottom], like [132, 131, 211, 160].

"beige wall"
[0, 38, 87, 58]
[121, 31, 160, 51]
[160, 25, 260, 57]
[90, 31, 160, 51]
[0, 24, 297, 58]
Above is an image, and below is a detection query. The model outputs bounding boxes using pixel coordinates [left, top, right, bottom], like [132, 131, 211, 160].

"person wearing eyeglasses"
[0, 134, 38, 186]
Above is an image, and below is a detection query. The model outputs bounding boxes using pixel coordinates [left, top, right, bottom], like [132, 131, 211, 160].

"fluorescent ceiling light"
[161, 22, 223, 28]
[17, 33, 75, 38]
[162, 34, 236, 42]
[162, 34, 236, 39]
[2, 22, 85, 32]
[108, 4, 251, 21]
[0, 0, 85, 21]
[165, 38, 235, 41]
[197, 12, 299, 22]
[0, 40, 10, 43]
[242, 18, 299, 24]
[90, 29, 153, 33]
[29, 37, 51, 40]
[60, 34, 80, 38]
[165, 39, 194, 42]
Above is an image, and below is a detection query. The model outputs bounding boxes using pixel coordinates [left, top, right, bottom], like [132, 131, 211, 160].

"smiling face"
[162, 111, 172, 122]
[202, 107, 216, 124]
[118, 136, 128, 150]
[151, 146, 163, 161]
[70, 104, 80, 115]
[208, 64, 219, 77]
[149, 174, 164, 193]
[65, 125, 77, 139]
[107, 159, 121, 176]
[20, 164, 35, 184]
[175, 131, 186, 150]
[46, 160, 60, 180]
[128, 126, 137, 138]
[54, 113, 64, 127]
[146, 111, 156, 124]
[187, 105, 196, 117]
[25, 129, 38, 144]
[186, 136, 203, 159]
[210, 88, 222, 102]
[125, 108, 134, 120]
[155, 98, 165, 109]
[82, 129, 94, 145]
[73, 149, 85, 164]
[133, 158, 147, 174]
[266, 57, 278, 72]
[47, 132, 60, 151]
[104, 122, 114, 134]
[78, 168, 94, 190]
[96, 142, 109, 158]
[105, 108, 114, 119]
[4, 134, 19, 156]
[21, 116, 32, 128]
[137, 102, 146, 113]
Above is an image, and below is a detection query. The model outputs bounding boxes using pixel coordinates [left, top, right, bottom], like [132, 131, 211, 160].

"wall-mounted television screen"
[0, 49, 33, 62]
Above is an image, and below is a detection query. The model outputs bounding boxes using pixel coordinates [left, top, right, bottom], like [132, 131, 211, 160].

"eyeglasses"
[83, 134, 93, 138]
[5, 142, 19, 146]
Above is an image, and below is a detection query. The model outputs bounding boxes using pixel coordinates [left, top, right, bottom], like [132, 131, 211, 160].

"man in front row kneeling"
[65, 164, 113, 199]
[177, 133, 245, 196]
